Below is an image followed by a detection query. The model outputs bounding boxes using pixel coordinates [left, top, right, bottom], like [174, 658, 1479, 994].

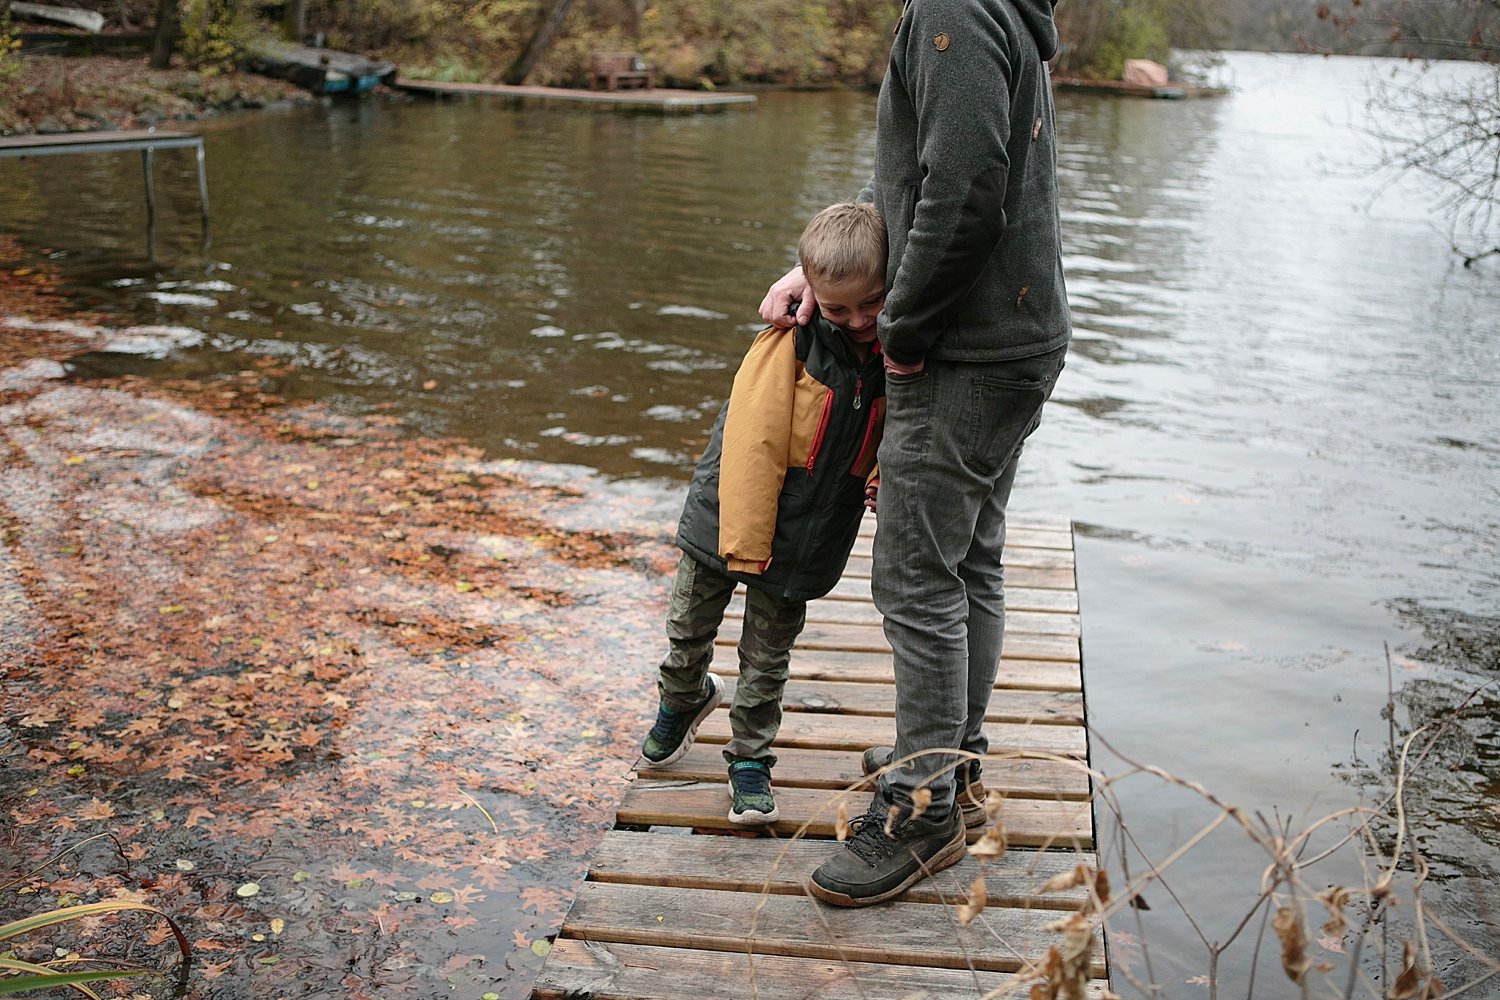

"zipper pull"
[854, 377, 863, 410]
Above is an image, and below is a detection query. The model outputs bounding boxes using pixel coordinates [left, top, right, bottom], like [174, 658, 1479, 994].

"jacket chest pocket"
[788, 369, 831, 470]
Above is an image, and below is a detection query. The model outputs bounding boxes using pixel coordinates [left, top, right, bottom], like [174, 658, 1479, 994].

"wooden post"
[502, 0, 576, 86]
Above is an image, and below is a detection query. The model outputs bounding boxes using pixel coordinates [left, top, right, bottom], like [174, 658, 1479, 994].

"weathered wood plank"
[617, 782, 1094, 848]
[797, 585, 1079, 619]
[706, 676, 1083, 726]
[561, 882, 1106, 976]
[637, 743, 1092, 799]
[533, 939, 1114, 1000]
[851, 528, 1075, 554]
[826, 564, 1078, 594]
[727, 605, 1080, 638]
[844, 547, 1073, 576]
[694, 710, 1086, 757]
[721, 620, 1080, 663]
[586, 830, 1096, 909]
[784, 649, 1081, 690]
[859, 512, 1073, 537]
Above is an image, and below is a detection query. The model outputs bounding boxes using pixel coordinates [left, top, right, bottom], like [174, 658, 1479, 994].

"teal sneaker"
[640, 674, 723, 766]
[726, 758, 779, 825]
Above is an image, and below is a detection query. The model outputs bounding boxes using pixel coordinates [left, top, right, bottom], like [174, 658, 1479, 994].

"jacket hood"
[1014, 0, 1059, 61]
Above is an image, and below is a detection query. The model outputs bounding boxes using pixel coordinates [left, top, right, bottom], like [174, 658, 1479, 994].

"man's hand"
[758, 265, 816, 329]
[863, 479, 879, 513]
[883, 357, 924, 377]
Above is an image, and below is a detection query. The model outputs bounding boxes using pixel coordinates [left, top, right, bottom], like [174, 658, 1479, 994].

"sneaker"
[726, 758, 779, 825]
[861, 746, 988, 828]
[640, 674, 724, 766]
[808, 795, 965, 907]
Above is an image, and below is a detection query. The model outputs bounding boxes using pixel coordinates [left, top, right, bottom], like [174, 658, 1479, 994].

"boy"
[639, 202, 887, 826]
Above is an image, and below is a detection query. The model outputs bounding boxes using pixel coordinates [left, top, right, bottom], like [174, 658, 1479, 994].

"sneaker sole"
[806, 823, 967, 908]
[727, 804, 780, 826]
[639, 674, 724, 768]
[861, 747, 987, 830]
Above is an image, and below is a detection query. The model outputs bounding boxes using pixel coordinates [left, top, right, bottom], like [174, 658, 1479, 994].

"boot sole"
[806, 824, 967, 908]
[639, 675, 723, 768]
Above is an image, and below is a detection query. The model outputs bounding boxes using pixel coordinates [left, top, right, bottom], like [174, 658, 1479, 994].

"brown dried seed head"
[884, 804, 900, 837]
[969, 823, 1007, 859]
[835, 801, 849, 841]
[1272, 906, 1311, 984]
[956, 874, 986, 925]
[910, 786, 931, 821]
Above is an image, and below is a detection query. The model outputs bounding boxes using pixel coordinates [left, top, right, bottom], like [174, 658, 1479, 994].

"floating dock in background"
[393, 78, 756, 113]
[531, 514, 1108, 998]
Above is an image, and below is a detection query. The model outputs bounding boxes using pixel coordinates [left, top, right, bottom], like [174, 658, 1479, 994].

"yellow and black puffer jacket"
[676, 313, 885, 602]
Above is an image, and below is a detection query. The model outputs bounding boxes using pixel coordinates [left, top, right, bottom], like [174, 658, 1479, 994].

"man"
[758, 0, 1071, 906]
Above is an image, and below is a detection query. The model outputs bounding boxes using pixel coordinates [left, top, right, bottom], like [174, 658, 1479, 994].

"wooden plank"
[617, 782, 1093, 847]
[859, 512, 1073, 536]
[851, 528, 1075, 553]
[712, 676, 1083, 726]
[586, 829, 1093, 909]
[561, 882, 1107, 976]
[533, 939, 1114, 1000]
[826, 564, 1077, 594]
[728, 604, 1080, 638]
[722, 620, 1080, 663]
[695, 710, 1086, 758]
[784, 649, 1081, 690]
[801, 585, 1079, 618]
[585, 829, 1095, 909]
[843, 548, 1073, 576]
[637, 744, 1092, 799]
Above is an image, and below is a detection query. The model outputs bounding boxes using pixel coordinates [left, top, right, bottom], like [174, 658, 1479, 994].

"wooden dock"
[393, 78, 756, 113]
[0, 129, 208, 253]
[531, 514, 1108, 999]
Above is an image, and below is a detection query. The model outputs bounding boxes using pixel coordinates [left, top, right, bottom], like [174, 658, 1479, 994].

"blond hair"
[798, 202, 886, 289]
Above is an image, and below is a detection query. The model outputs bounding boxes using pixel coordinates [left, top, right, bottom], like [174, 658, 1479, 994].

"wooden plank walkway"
[393, 78, 756, 113]
[532, 514, 1106, 998]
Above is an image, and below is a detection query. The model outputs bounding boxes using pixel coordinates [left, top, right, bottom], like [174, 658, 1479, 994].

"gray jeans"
[657, 555, 807, 765]
[871, 347, 1067, 814]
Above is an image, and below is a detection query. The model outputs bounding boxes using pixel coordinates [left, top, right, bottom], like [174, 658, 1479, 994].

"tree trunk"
[630, 0, 646, 36]
[149, 0, 179, 69]
[282, 0, 305, 42]
[503, 0, 576, 85]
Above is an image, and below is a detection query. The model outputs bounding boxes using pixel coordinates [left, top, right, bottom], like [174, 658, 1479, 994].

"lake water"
[4, 50, 1496, 994]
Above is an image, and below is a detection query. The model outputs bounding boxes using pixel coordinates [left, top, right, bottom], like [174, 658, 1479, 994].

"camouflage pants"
[658, 555, 807, 766]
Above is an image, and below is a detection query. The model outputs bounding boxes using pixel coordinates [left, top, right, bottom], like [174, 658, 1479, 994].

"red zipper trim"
[806, 389, 833, 472]
[850, 402, 880, 474]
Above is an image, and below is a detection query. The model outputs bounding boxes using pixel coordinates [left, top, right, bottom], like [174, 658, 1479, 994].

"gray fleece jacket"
[863, 0, 1071, 365]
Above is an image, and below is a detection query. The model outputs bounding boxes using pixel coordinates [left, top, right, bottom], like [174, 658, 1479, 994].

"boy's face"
[809, 274, 885, 343]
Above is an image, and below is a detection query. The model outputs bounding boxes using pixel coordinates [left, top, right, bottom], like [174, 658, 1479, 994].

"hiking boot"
[861, 746, 988, 828]
[726, 758, 779, 825]
[807, 795, 965, 907]
[640, 674, 723, 766]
